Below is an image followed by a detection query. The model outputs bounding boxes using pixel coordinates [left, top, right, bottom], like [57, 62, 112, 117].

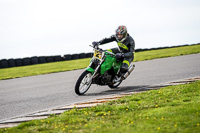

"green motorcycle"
[75, 45, 135, 95]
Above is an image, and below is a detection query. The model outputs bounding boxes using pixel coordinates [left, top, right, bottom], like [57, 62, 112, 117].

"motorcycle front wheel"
[75, 70, 92, 95]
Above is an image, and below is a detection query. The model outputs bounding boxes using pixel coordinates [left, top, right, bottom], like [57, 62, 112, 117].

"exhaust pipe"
[123, 64, 135, 79]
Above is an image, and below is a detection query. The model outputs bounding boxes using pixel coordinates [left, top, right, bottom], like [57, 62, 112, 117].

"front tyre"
[75, 70, 92, 95]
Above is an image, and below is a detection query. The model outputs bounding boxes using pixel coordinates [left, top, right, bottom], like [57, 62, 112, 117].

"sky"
[0, 0, 200, 59]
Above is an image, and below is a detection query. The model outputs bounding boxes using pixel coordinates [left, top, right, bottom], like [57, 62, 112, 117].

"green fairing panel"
[100, 54, 121, 75]
[86, 67, 94, 74]
[113, 59, 122, 74]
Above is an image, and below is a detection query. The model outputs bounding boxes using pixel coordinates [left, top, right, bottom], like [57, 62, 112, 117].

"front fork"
[86, 57, 105, 83]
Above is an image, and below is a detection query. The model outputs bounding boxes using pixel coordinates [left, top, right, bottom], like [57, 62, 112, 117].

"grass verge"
[0, 44, 200, 80]
[1, 80, 200, 133]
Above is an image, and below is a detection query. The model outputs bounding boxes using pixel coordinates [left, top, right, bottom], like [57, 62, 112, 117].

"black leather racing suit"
[98, 34, 135, 73]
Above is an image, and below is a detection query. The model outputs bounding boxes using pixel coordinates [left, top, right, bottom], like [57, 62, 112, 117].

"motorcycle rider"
[92, 25, 135, 79]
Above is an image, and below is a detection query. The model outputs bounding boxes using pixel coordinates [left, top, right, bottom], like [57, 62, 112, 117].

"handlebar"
[89, 45, 103, 51]
[89, 45, 116, 57]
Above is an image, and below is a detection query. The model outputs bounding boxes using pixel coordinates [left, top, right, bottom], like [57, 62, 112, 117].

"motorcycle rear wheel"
[75, 70, 92, 95]
[108, 80, 122, 88]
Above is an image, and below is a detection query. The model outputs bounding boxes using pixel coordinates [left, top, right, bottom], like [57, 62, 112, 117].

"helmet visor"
[117, 34, 124, 40]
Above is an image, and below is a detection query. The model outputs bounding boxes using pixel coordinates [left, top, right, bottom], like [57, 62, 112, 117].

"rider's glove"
[115, 53, 124, 59]
[92, 41, 99, 46]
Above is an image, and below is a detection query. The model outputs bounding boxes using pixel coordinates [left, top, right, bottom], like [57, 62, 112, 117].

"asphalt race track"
[0, 53, 200, 121]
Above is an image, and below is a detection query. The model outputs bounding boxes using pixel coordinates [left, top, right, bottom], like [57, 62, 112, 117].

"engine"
[101, 72, 112, 85]
[93, 72, 112, 85]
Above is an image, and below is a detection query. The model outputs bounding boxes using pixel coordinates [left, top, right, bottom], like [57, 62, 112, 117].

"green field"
[0, 44, 200, 80]
[1, 80, 199, 133]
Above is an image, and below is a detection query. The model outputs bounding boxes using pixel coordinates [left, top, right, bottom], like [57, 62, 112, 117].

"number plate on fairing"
[94, 50, 102, 59]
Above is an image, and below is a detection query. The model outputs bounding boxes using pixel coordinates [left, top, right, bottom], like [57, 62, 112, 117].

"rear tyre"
[75, 70, 92, 95]
[108, 80, 122, 88]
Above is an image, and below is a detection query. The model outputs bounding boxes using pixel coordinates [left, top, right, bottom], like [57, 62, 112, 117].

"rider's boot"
[122, 64, 135, 80]
[113, 64, 135, 83]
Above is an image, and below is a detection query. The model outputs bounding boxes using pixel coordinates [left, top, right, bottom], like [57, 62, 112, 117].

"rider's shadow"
[84, 85, 168, 96]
